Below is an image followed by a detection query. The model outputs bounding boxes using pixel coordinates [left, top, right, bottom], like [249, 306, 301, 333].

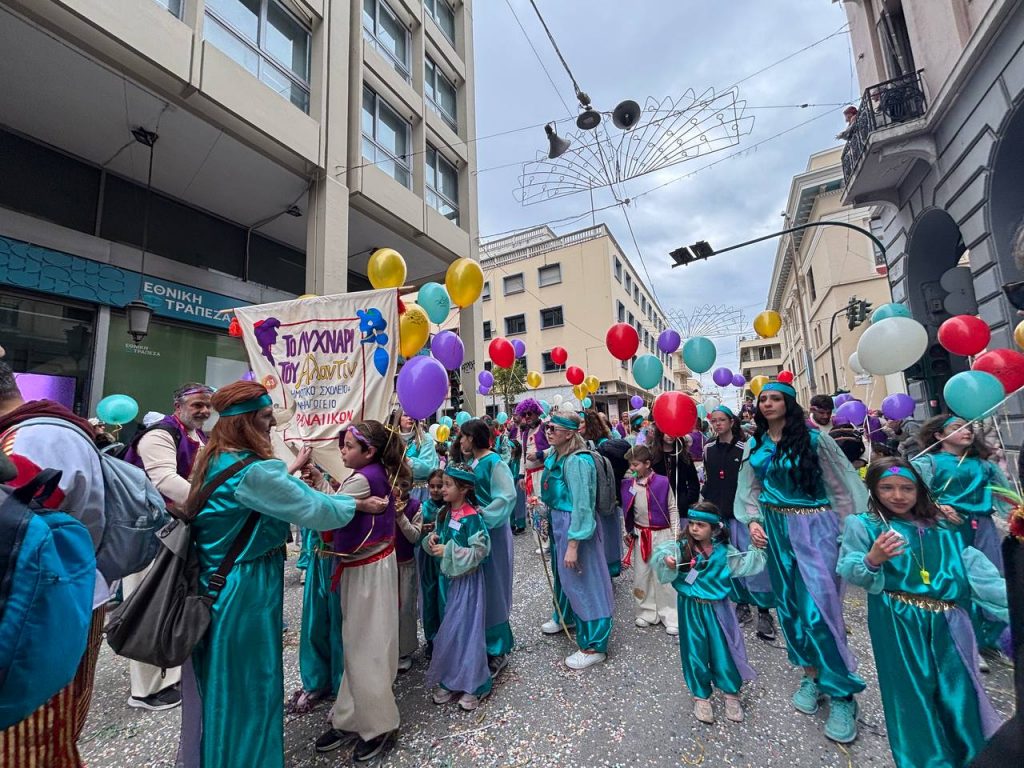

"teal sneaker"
[824, 697, 859, 743]
[791, 676, 822, 714]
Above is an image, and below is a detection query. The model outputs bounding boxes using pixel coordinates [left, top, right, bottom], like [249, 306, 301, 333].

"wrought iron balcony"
[841, 70, 927, 183]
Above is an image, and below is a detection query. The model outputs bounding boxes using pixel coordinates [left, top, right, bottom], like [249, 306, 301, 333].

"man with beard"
[807, 394, 835, 431]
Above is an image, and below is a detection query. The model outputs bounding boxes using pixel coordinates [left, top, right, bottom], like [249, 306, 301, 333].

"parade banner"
[234, 289, 400, 479]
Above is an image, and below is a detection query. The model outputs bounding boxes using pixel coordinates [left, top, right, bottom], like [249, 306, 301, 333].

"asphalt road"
[81, 533, 1015, 767]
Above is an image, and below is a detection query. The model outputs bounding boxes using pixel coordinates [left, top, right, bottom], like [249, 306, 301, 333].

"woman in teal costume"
[651, 502, 766, 724]
[540, 411, 615, 670]
[735, 382, 868, 744]
[838, 458, 1005, 768]
[176, 382, 387, 768]
[399, 412, 439, 504]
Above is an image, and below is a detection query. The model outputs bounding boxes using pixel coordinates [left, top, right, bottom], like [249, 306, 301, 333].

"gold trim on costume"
[763, 504, 829, 516]
[885, 590, 956, 612]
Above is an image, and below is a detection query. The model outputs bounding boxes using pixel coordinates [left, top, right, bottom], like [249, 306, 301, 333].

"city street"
[81, 532, 1015, 768]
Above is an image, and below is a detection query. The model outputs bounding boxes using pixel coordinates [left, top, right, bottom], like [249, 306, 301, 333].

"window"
[503, 273, 524, 295]
[627, 311, 634, 326]
[633, 285, 640, 303]
[617, 301, 625, 323]
[542, 352, 565, 373]
[361, 86, 411, 187]
[505, 314, 526, 335]
[482, 320, 492, 340]
[806, 267, 816, 302]
[205, 0, 311, 112]
[426, 146, 459, 223]
[482, 281, 491, 301]
[155, 0, 183, 16]
[641, 296, 647, 315]
[614, 258, 622, 282]
[540, 306, 563, 329]
[625, 274, 632, 293]
[424, 0, 455, 44]
[484, 360, 492, 372]
[362, 0, 410, 80]
[538, 263, 561, 287]
[425, 58, 458, 130]
[877, 5, 916, 78]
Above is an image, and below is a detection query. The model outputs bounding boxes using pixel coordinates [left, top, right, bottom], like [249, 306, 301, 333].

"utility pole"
[782, 213, 818, 395]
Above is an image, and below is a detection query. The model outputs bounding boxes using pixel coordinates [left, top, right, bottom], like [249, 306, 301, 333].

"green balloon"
[870, 302, 912, 323]
[96, 394, 139, 426]
[439, 415, 454, 428]
[456, 410, 472, 426]
[581, 397, 592, 408]
[682, 336, 717, 374]
[632, 354, 664, 390]
[418, 282, 451, 325]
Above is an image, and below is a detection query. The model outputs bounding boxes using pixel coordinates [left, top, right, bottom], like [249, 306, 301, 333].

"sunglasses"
[543, 424, 567, 433]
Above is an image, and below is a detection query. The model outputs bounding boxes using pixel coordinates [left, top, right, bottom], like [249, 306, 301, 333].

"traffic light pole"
[829, 304, 852, 395]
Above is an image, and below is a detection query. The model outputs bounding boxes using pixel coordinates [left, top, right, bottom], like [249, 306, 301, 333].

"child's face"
[688, 520, 712, 542]
[427, 476, 444, 501]
[441, 475, 466, 504]
[341, 431, 373, 469]
[629, 459, 651, 477]
[396, 478, 411, 500]
[873, 475, 917, 517]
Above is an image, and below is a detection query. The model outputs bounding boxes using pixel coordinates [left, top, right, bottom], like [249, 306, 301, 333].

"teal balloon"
[539, 400, 551, 415]
[418, 282, 451, 325]
[682, 336, 716, 373]
[439, 415, 454, 428]
[870, 302, 912, 324]
[456, 410, 472, 426]
[581, 397, 592, 408]
[943, 371, 1004, 420]
[496, 411, 509, 425]
[96, 394, 139, 426]
[632, 354, 664, 390]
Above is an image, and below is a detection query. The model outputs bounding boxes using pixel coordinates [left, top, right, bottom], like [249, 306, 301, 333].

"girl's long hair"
[581, 410, 610, 442]
[393, 407, 427, 449]
[648, 425, 693, 470]
[918, 413, 991, 459]
[186, 381, 275, 511]
[676, 501, 730, 564]
[752, 392, 822, 498]
[864, 457, 941, 523]
[346, 419, 408, 488]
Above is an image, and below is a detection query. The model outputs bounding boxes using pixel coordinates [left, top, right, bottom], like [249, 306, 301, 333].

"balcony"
[840, 70, 936, 208]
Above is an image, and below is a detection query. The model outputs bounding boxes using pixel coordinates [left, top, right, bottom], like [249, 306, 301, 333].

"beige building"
[0, 0, 481, 416]
[480, 224, 678, 418]
[767, 147, 901, 407]
[737, 335, 783, 384]
[671, 351, 702, 400]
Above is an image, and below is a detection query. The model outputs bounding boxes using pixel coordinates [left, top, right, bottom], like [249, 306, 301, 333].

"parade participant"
[582, 409, 627, 577]
[493, 420, 513, 464]
[703, 405, 776, 640]
[423, 464, 493, 711]
[316, 420, 406, 762]
[652, 502, 765, 724]
[540, 411, 615, 670]
[807, 394, 835, 431]
[177, 381, 387, 768]
[649, 425, 701, 513]
[398, 411, 439, 504]
[514, 400, 550, 549]
[395, 470, 423, 672]
[621, 445, 679, 634]
[837, 458, 1006, 768]
[417, 469, 446, 658]
[119, 382, 214, 711]
[459, 419, 516, 676]
[735, 380, 868, 744]
[509, 435, 528, 534]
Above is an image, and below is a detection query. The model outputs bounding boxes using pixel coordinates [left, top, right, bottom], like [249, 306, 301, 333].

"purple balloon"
[833, 393, 854, 408]
[630, 395, 644, 409]
[511, 338, 527, 359]
[657, 329, 681, 354]
[478, 384, 491, 395]
[731, 373, 746, 388]
[881, 392, 915, 420]
[712, 367, 733, 387]
[397, 356, 448, 419]
[833, 412, 853, 426]
[835, 399, 868, 425]
[430, 330, 464, 371]
[866, 415, 886, 443]
[478, 370, 494, 388]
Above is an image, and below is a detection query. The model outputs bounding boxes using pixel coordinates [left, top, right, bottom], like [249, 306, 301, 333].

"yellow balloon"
[435, 424, 450, 443]
[1015, 320, 1024, 350]
[399, 304, 430, 358]
[749, 375, 770, 397]
[445, 258, 484, 307]
[753, 310, 782, 339]
[526, 370, 543, 389]
[297, 293, 318, 300]
[584, 375, 600, 394]
[572, 383, 588, 401]
[368, 248, 407, 289]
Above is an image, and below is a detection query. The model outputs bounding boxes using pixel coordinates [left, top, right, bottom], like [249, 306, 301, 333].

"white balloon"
[856, 316, 928, 375]
[552, 394, 564, 406]
[639, 406, 651, 418]
[428, 424, 440, 440]
[704, 396, 721, 411]
[849, 351, 867, 376]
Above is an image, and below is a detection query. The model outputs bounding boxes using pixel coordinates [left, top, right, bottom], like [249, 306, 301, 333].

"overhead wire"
[503, 0, 574, 117]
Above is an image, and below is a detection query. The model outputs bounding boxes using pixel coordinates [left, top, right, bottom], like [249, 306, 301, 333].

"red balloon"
[938, 315, 991, 357]
[777, 370, 794, 385]
[488, 337, 515, 368]
[605, 323, 640, 361]
[565, 366, 585, 385]
[550, 346, 568, 365]
[972, 348, 1024, 393]
[652, 392, 698, 438]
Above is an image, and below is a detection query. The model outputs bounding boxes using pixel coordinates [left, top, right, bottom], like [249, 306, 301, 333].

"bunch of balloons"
[855, 303, 928, 375]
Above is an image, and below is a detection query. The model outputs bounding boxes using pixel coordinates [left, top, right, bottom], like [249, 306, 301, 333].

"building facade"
[0, 0, 480, 418]
[766, 146, 900, 407]
[479, 224, 677, 418]
[838, 0, 1023, 439]
[737, 335, 783, 385]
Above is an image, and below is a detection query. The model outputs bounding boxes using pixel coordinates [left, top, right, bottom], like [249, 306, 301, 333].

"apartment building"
[0, 0, 480, 418]
[737, 335, 783, 383]
[838, 0, 1023, 432]
[480, 224, 677, 418]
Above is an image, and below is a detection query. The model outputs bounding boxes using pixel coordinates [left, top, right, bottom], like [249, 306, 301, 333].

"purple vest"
[394, 496, 421, 562]
[331, 461, 396, 554]
[123, 415, 205, 497]
[621, 472, 672, 531]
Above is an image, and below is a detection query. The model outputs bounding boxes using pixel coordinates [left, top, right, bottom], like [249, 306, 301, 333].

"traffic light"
[448, 369, 463, 411]
[846, 296, 859, 330]
[856, 299, 872, 324]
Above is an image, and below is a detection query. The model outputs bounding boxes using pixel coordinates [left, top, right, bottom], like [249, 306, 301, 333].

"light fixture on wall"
[125, 126, 158, 344]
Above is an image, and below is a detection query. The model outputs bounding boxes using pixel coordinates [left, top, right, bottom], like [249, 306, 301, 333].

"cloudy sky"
[471, 0, 857, 373]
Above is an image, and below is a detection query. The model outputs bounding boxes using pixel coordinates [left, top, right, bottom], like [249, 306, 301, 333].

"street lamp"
[126, 126, 158, 344]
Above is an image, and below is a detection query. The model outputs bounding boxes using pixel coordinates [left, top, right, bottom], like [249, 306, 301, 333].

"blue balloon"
[439, 415, 454, 428]
[682, 336, 716, 374]
[870, 302, 912, 324]
[373, 346, 390, 376]
[632, 354, 664, 390]
[581, 397, 592, 408]
[539, 400, 551, 415]
[418, 282, 451, 325]
[456, 410, 472, 426]
[96, 394, 139, 426]
[943, 371, 1004, 421]
[496, 411, 509, 425]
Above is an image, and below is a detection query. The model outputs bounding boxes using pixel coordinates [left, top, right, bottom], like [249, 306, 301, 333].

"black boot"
[735, 603, 752, 625]
[756, 609, 776, 641]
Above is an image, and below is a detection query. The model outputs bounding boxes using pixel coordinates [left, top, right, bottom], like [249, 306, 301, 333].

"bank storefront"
[1, 235, 257, 422]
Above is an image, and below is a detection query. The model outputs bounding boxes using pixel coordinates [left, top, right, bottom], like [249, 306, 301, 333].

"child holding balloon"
[417, 469, 446, 658]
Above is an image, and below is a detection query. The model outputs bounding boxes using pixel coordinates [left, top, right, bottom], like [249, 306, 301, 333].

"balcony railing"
[841, 70, 927, 182]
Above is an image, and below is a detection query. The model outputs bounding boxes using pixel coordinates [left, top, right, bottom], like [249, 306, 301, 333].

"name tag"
[684, 569, 699, 585]
[448, 519, 462, 532]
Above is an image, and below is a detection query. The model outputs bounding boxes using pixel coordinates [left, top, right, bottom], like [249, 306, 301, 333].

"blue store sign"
[0, 236, 244, 329]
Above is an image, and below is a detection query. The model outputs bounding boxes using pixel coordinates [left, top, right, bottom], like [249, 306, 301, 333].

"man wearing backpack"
[0, 361, 109, 767]
[117, 382, 212, 711]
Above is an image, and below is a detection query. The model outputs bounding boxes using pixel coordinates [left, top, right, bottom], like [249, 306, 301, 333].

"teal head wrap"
[218, 393, 272, 417]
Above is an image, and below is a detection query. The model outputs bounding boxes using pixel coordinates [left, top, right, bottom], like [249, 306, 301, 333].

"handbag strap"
[181, 456, 260, 521]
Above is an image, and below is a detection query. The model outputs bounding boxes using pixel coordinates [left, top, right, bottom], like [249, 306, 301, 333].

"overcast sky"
[471, 0, 856, 374]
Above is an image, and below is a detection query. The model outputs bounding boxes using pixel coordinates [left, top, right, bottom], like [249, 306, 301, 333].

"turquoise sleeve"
[816, 431, 869, 522]
[988, 463, 1014, 518]
[234, 460, 356, 531]
[409, 439, 439, 482]
[650, 539, 681, 584]
[911, 455, 935, 488]
[962, 546, 1009, 623]
[725, 544, 767, 578]
[836, 515, 885, 594]
[564, 454, 597, 541]
[734, 441, 762, 524]
[478, 460, 517, 529]
[440, 521, 491, 577]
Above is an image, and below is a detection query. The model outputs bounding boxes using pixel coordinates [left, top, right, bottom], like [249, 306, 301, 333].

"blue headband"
[761, 382, 796, 397]
[444, 464, 476, 484]
[688, 508, 721, 525]
[883, 465, 918, 483]
[943, 416, 964, 429]
[549, 413, 580, 430]
[218, 393, 272, 417]
[712, 405, 736, 419]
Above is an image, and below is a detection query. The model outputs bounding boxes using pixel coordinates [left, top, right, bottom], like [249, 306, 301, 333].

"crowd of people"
[0, 358, 1019, 768]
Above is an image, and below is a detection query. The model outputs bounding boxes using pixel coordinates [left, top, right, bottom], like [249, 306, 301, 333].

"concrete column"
[460, 301, 482, 414]
[305, 175, 350, 295]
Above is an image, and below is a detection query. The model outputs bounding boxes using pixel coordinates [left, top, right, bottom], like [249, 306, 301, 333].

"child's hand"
[866, 530, 905, 567]
[664, 556, 677, 569]
[937, 505, 962, 525]
[563, 540, 580, 571]
[749, 522, 768, 548]
[422, 522, 435, 535]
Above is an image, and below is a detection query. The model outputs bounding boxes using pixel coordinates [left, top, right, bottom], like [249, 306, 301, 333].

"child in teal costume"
[652, 502, 766, 725]
[838, 458, 1006, 768]
[416, 469, 446, 658]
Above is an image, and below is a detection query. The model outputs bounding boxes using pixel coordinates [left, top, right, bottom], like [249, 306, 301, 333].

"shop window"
[248, 234, 305, 294]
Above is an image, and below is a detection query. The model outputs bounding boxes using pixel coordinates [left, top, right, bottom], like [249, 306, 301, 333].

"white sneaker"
[541, 620, 562, 635]
[634, 617, 652, 628]
[665, 626, 679, 636]
[564, 650, 606, 670]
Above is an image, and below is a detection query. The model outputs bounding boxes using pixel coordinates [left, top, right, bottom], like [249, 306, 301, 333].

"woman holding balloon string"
[397, 411, 439, 505]
[734, 380, 869, 745]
